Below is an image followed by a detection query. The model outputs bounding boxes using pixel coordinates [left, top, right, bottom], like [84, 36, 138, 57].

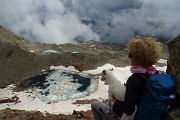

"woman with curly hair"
[91, 36, 162, 120]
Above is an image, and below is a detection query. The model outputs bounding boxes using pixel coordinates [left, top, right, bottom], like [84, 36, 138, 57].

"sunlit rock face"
[32, 70, 98, 102]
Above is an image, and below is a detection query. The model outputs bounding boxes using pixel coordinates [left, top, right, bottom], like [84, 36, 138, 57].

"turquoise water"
[40, 50, 60, 54]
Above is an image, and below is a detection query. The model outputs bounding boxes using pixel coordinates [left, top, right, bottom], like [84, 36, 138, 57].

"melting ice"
[34, 69, 98, 102]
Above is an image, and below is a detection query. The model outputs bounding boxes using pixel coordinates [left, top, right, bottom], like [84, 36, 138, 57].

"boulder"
[166, 35, 180, 120]
[167, 35, 180, 94]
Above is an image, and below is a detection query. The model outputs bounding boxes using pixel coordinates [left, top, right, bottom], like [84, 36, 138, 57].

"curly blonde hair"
[127, 36, 162, 66]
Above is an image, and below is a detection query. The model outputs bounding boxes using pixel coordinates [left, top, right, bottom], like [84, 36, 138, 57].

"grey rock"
[167, 35, 180, 94]
[166, 35, 180, 120]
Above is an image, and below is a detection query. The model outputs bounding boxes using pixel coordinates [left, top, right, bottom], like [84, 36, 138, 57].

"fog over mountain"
[0, 0, 180, 44]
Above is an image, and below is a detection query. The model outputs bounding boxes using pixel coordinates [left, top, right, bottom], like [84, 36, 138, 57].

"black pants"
[91, 100, 120, 120]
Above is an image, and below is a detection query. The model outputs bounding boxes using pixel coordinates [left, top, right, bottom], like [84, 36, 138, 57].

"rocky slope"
[0, 25, 132, 89]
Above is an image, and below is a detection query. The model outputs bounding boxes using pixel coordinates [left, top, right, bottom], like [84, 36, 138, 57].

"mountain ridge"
[0, 25, 132, 89]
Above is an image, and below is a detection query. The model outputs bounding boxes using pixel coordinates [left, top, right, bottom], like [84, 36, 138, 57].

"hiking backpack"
[135, 73, 176, 120]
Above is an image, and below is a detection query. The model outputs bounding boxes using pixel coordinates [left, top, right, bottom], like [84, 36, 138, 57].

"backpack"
[135, 73, 176, 120]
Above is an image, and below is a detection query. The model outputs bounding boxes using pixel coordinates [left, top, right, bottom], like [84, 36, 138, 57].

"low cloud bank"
[0, 0, 180, 44]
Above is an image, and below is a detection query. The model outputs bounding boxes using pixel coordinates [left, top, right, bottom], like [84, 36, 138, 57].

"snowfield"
[0, 60, 167, 115]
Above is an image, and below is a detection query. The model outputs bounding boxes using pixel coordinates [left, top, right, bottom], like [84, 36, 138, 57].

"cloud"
[0, 0, 180, 44]
[0, 0, 99, 44]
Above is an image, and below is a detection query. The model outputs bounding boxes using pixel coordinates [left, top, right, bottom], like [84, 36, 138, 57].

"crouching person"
[91, 36, 163, 120]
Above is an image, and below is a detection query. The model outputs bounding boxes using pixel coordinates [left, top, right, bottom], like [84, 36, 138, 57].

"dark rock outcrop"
[166, 35, 180, 120]
[167, 35, 180, 94]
